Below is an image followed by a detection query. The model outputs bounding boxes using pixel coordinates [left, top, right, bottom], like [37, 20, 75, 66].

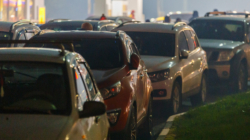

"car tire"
[170, 81, 181, 114]
[190, 74, 207, 106]
[124, 105, 137, 140]
[233, 63, 248, 93]
[139, 95, 154, 140]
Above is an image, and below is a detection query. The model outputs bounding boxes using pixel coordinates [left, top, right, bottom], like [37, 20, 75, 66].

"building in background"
[0, 0, 45, 22]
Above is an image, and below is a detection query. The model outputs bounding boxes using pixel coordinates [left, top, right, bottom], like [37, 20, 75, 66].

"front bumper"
[151, 78, 173, 101]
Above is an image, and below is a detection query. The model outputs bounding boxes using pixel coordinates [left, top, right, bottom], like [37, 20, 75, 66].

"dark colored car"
[189, 12, 250, 92]
[0, 20, 40, 47]
[40, 20, 118, 31]
[86, 16, 133, 24]
[27, 31, 154, 140]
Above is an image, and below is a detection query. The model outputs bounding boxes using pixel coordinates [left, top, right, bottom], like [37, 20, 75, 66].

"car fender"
[230, 48, 247, 79]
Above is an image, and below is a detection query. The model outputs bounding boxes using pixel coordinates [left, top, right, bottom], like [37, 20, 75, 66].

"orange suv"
[28, 30, 154, 140]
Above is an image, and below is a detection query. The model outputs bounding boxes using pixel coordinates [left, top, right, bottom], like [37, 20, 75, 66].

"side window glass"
[106, 26, 116, 31]
[184, 30, 195, 51]
[25, 33, 35, 40]
[131, 43, 140, 55]
[78, 63, 97, 99]
[100, 26, 107, 31]
[75, 68, 88, 111]
[17, 31, 26, 47]
[117, 19, 123, 25]
[178, 32, 189, 51]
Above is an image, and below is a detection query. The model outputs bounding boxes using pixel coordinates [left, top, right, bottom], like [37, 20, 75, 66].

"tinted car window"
[40, 22, 98, 31]
[184, 30, 196, 51]
[106, 26, 116, 31]
[178, 32, 189, 51]
[126, 32, 175, 57]
[0, 62, 70, 115]
[78, 64, 96, 99]
[189, 20, 244, 41]
[25, 33, 35, 40]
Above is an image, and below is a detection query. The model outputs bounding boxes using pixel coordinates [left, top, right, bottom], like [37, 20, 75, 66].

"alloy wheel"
[201, 77, 207, 102]
[173, 86, 180, 114]
[131, 110, 137, 140]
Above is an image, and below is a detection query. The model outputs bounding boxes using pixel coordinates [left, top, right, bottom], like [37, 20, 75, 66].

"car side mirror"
[180, 50, 189, 59]
[129, 53, 140, 70]
[79, 101, 106, 118]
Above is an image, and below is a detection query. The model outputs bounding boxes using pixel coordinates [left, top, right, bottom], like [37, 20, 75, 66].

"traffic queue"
[0, 11, 249, 140]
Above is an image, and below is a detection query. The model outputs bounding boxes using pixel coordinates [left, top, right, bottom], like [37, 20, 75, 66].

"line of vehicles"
[0, 11, 249, 140]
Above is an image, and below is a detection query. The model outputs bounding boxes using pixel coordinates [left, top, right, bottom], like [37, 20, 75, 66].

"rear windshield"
[40, 22, 97, 31]
[26, 39, 124, 70]
[189, 20, 244, 41]
[125, 32, 175, 57]
[0, 62, 71, 115]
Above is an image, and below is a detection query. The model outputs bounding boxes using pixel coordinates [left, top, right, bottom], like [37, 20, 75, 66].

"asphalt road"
[138, 84, 239, 140]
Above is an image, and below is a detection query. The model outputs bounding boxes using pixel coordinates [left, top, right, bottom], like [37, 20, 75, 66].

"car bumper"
[151, 78, 173, 101]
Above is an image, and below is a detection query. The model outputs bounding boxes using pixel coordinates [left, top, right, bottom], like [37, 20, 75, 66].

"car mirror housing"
[180, 50, 189, 59]
[130, 53, 140, 70]
[79, 101, 106, 118]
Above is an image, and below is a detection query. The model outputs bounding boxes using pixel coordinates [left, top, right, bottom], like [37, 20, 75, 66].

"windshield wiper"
[0, 106, 53, 114]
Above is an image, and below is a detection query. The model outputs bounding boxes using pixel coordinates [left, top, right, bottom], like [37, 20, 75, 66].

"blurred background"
[1, 0, 250, 24]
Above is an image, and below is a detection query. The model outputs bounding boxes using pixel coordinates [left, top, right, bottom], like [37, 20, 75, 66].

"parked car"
[0, 20, 40, 47]
[0, 41, 109, 140]
[226, 11, 250, 16]
[112, 22, 209, 113]
[86, 16, 133, 24]
[40, 20, 118, 31]
[27, 30, 154, 140]
[189, 12, 250, 92]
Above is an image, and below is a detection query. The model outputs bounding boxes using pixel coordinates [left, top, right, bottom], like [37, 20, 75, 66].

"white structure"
[93, 0, 145, 22]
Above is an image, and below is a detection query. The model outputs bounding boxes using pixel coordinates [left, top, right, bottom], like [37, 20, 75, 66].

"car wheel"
[234, 63, 248, 92]
[170, 81, 181, 114]
[124, 106, 137, 140]
[139, 95, 154, 140]
[190, 74, 207, 106]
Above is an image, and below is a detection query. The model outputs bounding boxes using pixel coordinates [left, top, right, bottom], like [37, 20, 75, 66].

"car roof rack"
[116, 21, 140, 28]
[204, 11, 226, 17]
[0, 40, 74, 56]
[11, 20, 34, 30]
[172, 22, 187, 29]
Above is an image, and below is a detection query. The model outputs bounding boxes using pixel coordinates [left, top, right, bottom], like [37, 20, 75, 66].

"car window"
[117, 19, 123, 24]
[190, 30, 200, 47]
[78, 63, 97, 99]
[184, 30, 195, 51]
[106, 26, 116, 31]
[178, 31, 189, 51]
[75, 68, 88, 111]
[100, 26, 107, 31]
[25, 33, 35, 40]
[17, 31, 26, 47]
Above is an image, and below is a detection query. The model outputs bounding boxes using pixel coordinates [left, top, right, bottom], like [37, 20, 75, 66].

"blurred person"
[164, 15, 171, 23]
[80, 22, 93, 30]
[189, 10, 199, 22]
[145, 19, 150, 22]
[100, 14, 107, 20]
[129, 10, 135, 19]
[175, 18, 182, 24]
[214, 9, 218, 12]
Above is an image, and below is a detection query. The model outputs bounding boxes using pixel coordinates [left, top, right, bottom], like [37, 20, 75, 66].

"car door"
[127, 40, 145, 121]
[183, 30, 201, 93]
[178, 31, 194, 94]
[77, 62, 108, 140]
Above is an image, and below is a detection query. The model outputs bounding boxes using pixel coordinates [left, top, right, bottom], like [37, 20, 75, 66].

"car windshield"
[170, 14, 193, 21]
[189, 20, 244, 41]
[40, 22, 97, 31]
[0, 62, 71, 115]
[125, 32, 175, 57]
[26, 39, 124, 70]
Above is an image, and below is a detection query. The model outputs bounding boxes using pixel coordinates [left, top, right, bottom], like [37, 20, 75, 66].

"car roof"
[113, 23, 180, 33]
[87, 16, 132, 20]
[32, 31, 118, 40]
[0, 48, 76, 63]
[194, 15, 249, 22]
[0, 22, 14, 32]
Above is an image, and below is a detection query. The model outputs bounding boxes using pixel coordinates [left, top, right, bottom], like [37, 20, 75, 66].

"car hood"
[0, 114, 69, 140]
[92, 66, 128, 89]
[141, 55, 174, 72]
[199, 39, 244, 50]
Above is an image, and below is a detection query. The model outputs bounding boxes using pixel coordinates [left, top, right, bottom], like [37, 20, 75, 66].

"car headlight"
[217, 51, 234, 61]
[99, 81, 121, 100]
[148, 69, 170, 83]
[107, 109, 121, 126]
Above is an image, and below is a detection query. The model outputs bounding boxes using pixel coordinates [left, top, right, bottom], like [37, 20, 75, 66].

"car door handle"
[95, 116, 101, 123]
